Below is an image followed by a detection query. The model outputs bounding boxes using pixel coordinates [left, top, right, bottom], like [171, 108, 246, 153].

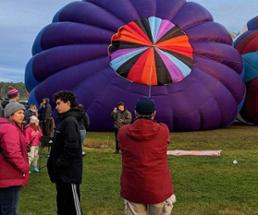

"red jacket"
[0, 118, 29, 188]
[118, 118, 174, 204]
[24, 126, 43, 146]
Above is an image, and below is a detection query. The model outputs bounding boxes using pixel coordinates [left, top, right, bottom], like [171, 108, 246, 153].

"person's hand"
[113, 107, 117, 113]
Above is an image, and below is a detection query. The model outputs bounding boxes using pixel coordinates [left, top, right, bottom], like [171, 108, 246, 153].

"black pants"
[55, 182, 82, 215]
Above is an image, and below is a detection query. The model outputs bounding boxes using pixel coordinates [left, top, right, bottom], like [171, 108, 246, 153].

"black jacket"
[72, 106, 90, 130]
[39, 103, 52, 120]
[47, 109, 82, 184]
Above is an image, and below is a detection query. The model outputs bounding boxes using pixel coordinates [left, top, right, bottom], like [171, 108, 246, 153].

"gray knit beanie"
[4, 102, 25, 117]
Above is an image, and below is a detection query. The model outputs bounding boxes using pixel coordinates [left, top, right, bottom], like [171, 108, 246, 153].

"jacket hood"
[0, 117, 9, 124]
[59, 108, 82, 121]
[126, 118, 161, 140]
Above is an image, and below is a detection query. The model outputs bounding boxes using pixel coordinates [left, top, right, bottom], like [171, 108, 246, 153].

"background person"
[38, 98, 55, 151]
[24, 104, 38, 124]
[0, 98, 3, 117]
[39, 98, 52, 136]
[7, 86, 20, 103]
[1, 86, 20, 111]
[111, 102, 132, 153]
[118, 97, 176, 215]
[25, 116, 43, 173]
[74, 104, 90, 156]
[0, 102, 29, 215]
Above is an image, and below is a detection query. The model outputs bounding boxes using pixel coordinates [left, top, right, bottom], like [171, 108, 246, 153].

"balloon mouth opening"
[108, 16, 194, 86]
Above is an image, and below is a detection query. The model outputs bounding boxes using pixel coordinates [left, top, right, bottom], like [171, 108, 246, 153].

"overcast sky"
[0, 0, 257, 83]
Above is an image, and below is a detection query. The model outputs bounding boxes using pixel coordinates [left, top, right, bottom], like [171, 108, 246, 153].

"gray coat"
[111, 109, 132, 129]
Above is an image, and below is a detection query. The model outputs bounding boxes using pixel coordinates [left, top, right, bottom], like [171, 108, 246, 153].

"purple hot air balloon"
[25, 0, 245, 131]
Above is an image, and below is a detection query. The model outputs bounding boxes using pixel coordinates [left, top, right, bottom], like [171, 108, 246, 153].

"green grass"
[20, 124, 258, 215]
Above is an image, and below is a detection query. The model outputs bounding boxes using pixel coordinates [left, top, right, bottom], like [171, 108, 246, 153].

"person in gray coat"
[111, 102, 132, 153]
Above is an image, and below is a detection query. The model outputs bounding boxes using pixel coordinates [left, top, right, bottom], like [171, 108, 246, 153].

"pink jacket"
[24, 126, 43, 147]
[0, 118, 29, 188]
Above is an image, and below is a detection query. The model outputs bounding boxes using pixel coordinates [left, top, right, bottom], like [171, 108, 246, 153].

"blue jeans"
[80, 130, 86, 145]
[0, 186, 21, 215]
[80, 130, 86, 153]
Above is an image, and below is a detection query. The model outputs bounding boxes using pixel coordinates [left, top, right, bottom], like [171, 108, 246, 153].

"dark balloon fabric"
[240, 78, 258, 123]
[25, 0, 245, 131]
[234, 16, 258, 124]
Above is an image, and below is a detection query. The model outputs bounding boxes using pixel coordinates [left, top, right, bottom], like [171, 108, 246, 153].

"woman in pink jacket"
[25, 116, 43, 173]
[0, 102, 29, 215]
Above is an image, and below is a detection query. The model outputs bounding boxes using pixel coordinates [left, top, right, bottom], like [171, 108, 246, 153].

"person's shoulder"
[64, 116, 77, 123]
[0, 118, 12, 127]
[124, 110, 132, 117]
[63, 116, 79, 128]
[0, 120, 19, 135]
[158, 122, 170, 132]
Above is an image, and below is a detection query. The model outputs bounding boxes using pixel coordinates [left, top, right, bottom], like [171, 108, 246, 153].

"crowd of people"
[0, 86, 175, 215]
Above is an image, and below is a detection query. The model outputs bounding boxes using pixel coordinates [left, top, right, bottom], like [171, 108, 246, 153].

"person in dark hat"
[111, 102, 132, 153]
[1, 86, 20, 111]
[118, 96, 176, 215]
[7, 86, 20, 102]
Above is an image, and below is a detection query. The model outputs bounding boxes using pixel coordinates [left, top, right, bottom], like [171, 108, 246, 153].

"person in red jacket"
[118, 97, 176, 215]
[0, 102, 29, 215]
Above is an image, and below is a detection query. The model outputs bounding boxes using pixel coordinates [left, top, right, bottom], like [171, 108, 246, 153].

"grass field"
[20, 124, 258, 215]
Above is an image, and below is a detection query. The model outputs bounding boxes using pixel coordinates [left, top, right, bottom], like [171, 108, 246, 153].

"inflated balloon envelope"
[234, 16, 258, 124]
[25, 0, 245, 131]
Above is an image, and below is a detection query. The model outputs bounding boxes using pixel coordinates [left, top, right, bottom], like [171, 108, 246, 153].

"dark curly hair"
[54, 91, 78, 108]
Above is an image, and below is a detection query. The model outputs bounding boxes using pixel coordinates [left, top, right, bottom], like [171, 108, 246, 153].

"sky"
[0, 0, 257, 83]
